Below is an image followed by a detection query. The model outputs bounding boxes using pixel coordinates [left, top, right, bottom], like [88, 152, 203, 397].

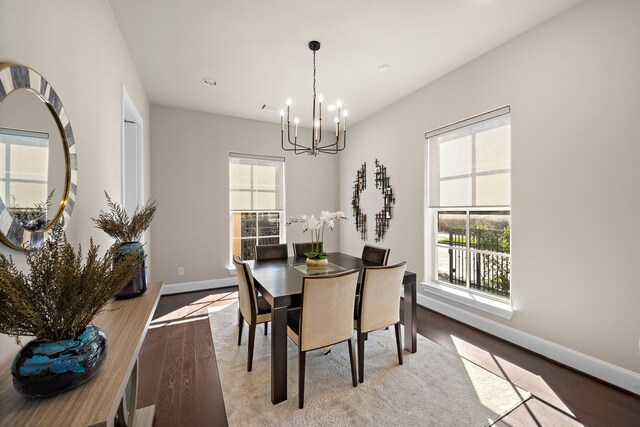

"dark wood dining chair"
[361, 244, 390, 265]
[255, 243, 288, 260]
[286, 269, 359, 408]
[354, 261, 407, 383]
[292, 242, 313, 258]
[233, 256, 271, 372]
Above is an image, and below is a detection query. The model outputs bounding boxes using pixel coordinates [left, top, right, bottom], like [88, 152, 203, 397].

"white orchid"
[307, 216, 321, 230]
[285, 210, 346, 259]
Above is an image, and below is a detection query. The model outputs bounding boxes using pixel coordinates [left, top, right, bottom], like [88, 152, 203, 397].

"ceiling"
[108, 0, 582, 129]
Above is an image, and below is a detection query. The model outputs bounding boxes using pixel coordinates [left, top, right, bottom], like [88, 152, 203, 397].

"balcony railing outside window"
[436, 210, 511, 298]
[231, 211, 281, 261]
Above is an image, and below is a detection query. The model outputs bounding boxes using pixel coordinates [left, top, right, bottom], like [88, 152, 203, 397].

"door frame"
[121, 86, 145, 215]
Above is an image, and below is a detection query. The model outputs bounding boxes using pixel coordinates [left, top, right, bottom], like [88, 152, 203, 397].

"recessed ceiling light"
[203, 78, 219, 87]
[327, 105, 336, 111]
[378, 64, 391, 73]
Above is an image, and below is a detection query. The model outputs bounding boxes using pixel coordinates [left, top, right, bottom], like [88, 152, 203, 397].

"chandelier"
[280, 40, 348, 156]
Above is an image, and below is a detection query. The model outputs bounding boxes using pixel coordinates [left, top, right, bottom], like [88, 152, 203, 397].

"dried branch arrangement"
[8, 190, 56, 231]
[92, 191, 158, 242]
[0, 224, 141, 343]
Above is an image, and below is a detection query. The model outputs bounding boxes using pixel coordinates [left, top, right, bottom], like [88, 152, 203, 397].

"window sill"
[422, 281, 513, 319]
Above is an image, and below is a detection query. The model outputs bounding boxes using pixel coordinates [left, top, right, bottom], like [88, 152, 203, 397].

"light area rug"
[208, 302, 530, 426]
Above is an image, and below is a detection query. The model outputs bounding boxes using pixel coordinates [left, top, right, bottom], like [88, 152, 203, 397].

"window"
[0, 127, 50, 208]
[426, 107, 511, 300]
[229, 153, 285, 261]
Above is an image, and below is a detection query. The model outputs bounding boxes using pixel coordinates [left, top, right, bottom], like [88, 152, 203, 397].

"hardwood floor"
[138, 287, 640, 426]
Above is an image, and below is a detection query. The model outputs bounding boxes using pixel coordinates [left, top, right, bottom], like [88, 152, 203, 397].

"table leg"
[403, 281, 417, 353]
[271, 305, 288, 404]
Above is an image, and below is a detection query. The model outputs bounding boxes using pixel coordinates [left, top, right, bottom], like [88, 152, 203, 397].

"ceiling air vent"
[260, 103, 280, 112]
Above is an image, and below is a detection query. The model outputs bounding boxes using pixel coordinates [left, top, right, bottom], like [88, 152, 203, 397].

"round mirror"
[0, 64, 77, 251]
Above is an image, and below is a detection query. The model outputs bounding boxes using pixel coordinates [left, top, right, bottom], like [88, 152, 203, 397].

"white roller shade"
[427, 108, 510, 208]
[229, 153, 284, 211]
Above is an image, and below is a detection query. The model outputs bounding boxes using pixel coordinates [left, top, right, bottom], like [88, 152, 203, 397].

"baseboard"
[417, 293, 640, 396]
[162, 277, 237, 295]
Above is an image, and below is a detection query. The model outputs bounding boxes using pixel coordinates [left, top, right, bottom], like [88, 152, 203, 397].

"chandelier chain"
[312, 50, 316, 101]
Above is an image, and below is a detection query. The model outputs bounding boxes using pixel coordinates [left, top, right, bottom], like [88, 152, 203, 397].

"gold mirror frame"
[0, 63, 77, 251]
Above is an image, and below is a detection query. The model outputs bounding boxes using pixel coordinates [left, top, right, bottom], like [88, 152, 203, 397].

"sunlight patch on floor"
[450, 334, 576, 417]
[206, 297, 236, 313]
[458, 357, 529, 417]
[150, 291, 238, 328]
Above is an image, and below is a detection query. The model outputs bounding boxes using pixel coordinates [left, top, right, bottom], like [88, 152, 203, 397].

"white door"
[123, 119, 140, 217]
[121, 87, 145, 245]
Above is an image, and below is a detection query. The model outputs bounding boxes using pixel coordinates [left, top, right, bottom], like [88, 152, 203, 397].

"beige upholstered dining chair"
[233, 256, 272, 372]
[292, 242, 313, 258]
[255, 243, 288, 260]
[361, 244, 390, 265]
[286, 269, 360, 408]
[354, 261, 407, 383]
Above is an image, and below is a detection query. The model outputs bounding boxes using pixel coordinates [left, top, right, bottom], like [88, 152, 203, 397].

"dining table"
[252, 252, 417, 405]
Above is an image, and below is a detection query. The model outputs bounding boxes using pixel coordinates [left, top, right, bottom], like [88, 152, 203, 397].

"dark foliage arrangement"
[92, 191, 158, 242]
[8, 190, 56, 231]
[0, 224, 141, 343]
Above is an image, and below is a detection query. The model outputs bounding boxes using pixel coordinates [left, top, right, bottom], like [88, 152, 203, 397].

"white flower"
[307, 216, 321, 230]
[286, 210, 346, 245]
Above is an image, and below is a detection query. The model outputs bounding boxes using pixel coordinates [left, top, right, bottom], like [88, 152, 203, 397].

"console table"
[0, 281, 163, 427]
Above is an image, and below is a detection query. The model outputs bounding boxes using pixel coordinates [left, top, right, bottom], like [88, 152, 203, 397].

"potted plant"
[0, 224, 140, 398]
[286, 210, 346, 269]
[92, 192, 158, 299]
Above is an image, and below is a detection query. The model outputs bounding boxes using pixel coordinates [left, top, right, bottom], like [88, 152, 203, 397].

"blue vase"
[115, 241, 147, 299]
[11, 326, 107, 398]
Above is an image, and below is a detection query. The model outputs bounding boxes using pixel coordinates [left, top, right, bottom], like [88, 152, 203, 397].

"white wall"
[340, 0, 640, 378]
[150, 106, 340, 285]
[0, 0, 150, 363]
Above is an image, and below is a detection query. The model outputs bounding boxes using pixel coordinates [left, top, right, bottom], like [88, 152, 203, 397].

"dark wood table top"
[252, 252, 416, 309]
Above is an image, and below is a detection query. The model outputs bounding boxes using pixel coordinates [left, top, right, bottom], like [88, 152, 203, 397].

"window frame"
[425, 107, 511, 303]
[432, 207, 511, 302]
[0, 127, 50, 207]
[228, 153, 285, 264]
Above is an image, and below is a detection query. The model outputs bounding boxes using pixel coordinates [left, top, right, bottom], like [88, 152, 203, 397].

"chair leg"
[394, 323, 403, 365]
[347, 339, 357, 387]
[364, 332, 368, 341]
[237, 310, 243, 346]
[298, 350, 306, 409]
[247, 323, 256, 372]
[264, 322, 268, 336]
[357, 331, 365, 383]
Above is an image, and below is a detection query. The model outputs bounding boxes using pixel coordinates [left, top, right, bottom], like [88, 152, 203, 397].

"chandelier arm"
[316, 141, 337, 150]
[339, 129, 347, 151]
[282, 129, 311, 154]
[316, 131, 343, 150]
[281, 132, 299, 152]
[284, 121, 313, 154]
[317, 148, 339, 154]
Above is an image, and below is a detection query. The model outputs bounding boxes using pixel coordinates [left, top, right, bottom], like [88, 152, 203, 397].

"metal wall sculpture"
[351, 160, 396, 242]
[351, 162, 366, 240]
[373, 159, 395, 242]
